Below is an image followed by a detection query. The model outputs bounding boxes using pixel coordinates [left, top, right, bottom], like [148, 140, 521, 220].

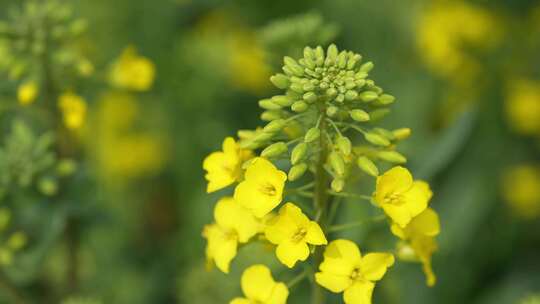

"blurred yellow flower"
[109, 46, 155, 91]
[265, 203, 327, 268]
[17, 81, 38, 105]
[228, 32, 271, 94]
[203, 137, 253, 193]
[392, 208, 440, 286]
[315, 239, 394, 304]
[504, 79, 540, 136]
[203, 197, 261, 273]
[417, 1, 500, 84]
[234, 157, 287, 218]
[374, 166, 432, 228]
[86, 92, 166, 181]
[502, 165, 540, 219]
[58, 92, 87, 130]
[230, 264, 288, 304]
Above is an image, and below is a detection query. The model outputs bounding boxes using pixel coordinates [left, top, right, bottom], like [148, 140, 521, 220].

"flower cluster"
[202, 44, 440, 303]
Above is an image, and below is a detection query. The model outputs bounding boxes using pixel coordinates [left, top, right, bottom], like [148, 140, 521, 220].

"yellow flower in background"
[416, 1, 500, 83]
[86, 92, 167, 182]
[228, 32, 271, 94]
[203, 137, 253, 193]
[234, 157, 287, 218]
[203, 197, 261, 273]
[374, 166, 432, 228]
[58, 92, 87, 130]
[391, 208, 440, 286]
[265, 203, 327, 268]
[17, 81, 38, 105]
[230, 264, 288, 304]
[504, 79, 540, 136]
[502, 165, 540, 219]
[315, 239, 394, 304]
[109, 46, 155, 91]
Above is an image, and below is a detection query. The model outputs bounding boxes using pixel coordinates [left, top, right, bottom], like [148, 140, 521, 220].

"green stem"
[327, 215, 386, 233]
[327, 191, 372, 201]
[311, 103, 330, 304]
[286, 270, 308, 289]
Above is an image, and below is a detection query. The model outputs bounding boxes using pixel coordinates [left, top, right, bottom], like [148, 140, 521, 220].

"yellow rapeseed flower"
[502, 165, 540, 219]
[203, 197, 261, 273]
[315, 239, 394, 304]
[58, 92, 87, 130]
[504, 79, 540, 136]
[374, 166, 432, 228]
[203, 137, 253, 193]
[109, 46, 155, 91]
[265, 203, 327, 268]
[17, 81, 38, 105]
[234, 157, 287, 218]
[228, 32, 271, 94]
[391, 208, 440, 286]
[230, 264, 288, 304]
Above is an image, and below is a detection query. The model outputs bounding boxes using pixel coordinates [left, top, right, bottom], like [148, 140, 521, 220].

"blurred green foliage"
[0, 0, 537, 303]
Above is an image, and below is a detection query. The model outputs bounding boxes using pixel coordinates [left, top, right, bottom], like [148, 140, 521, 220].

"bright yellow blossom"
[391, 208, 440, 286]
[203, 137, 253, 193]
[17, 81, 38, 105]
[374, 166, 432, 228]
[234, 157, 287, 218]
[315, 239, 394, 304]
[502, 165, 540, 219]
[203, 197, 261, 273]
[58, 92, 87, 130]
[230, 264, 288, 304]
[109, 46, 155, 91]
[265, 203, 327, 268]
[504, 79, 540, 136]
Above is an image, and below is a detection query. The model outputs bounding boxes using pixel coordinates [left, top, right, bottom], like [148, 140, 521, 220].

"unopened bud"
[364, 133, 390, 147]
[393, 128, 411, 140]
[263, 119, 286, 133]
[261, 142, 288, 158]
[377, 151, 407, 164]
[259, 99, 282, 110]
[291, 143, 308, 165]
[291, 101, 308, 112]
[359, 91, 378, 102]
[288, 163, 308, 181]
[357, 156, 379, 177]
[350, 109, 370, 122]
[272, 95, 294, 107]
[270, 73, 290, 89]
[329, 151, 345, 176]
[331, 178, 345, 192]
[304, 128, 320, 143]
[336, 136, 352, 156]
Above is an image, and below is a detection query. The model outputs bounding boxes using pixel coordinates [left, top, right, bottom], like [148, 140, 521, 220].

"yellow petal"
[315, 271, 352, 293]
[280, 203, 310, 227]
[235, 180, 282, 218]
[407, 208, 440, 237]
[375, 166, 413, 204]
[305, 221, 327, 245]
[241, 264, 278, 301]
[203, 152, 236, 193]
[266, 282, 289, 304]
[230, 298, 251, 304]
[359, 253, 394, 281]
[343, 280, 375, 304]
[244, 158, 287, 187]
[214, 197, 260, 243]
[264, 213, 297, 245]
[323, 239, 362, 266]
[402, 181, 430, 218]
[422, 259, 437, 287]
[276, 240, 310, 268]
[203, 224, 237, 273]
[381, 204, 411, 228]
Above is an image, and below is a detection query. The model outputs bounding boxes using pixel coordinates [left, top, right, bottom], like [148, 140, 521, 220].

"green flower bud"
[291, 143, 308, 165]
[290, 83, 304, 94]
[336, 136, 352, 156]
[393, 128, 411, 140]
[329, 151, 345, 176]
[303, 92, 317, 103]
[359, 61, 374, 73]
[337, 52, 348, 69]
[345, 90, 358, 101]
[291, 101, 308, 112]
[359, 91, 378, 102]
[57, 159, 77, 176]
[263, 119, 286, 133]
[364, 132, 390, 147]
[331, 178, 345, 192]
[259, 99, 282, 110]
[357, 156, 379, 177]
[377, 94, 395, 105]
[253, 131, 274, 143]
[336, 94, 345, 103]
[326, 87, 338, 98]
[304, 47, 315, 60]
[38, 177, 58, 196]
[355, 79, 366, 88]
[271, 95, 294, 107]
[350, 109, 370, 122]
[270, 73, 290, 89]
[377, 151, 407, 164]
[304, 127, 320, 143]
[327, 44, 338, 62]
[315, 46, 325, 64]
[303, 82, 315, 91]
[261, 142, 288, 158]
[369, 109, 390, 121]
[288, 163, 308, 181]
[261, 110, 283, 121]
[326, 106, 339, 117]
[355, 71, 368, 79]
[238, 129, 256, 139]
[7, 232, 26, 250]
[284, 56, 304, 76]
[373, 128, 395, 140]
